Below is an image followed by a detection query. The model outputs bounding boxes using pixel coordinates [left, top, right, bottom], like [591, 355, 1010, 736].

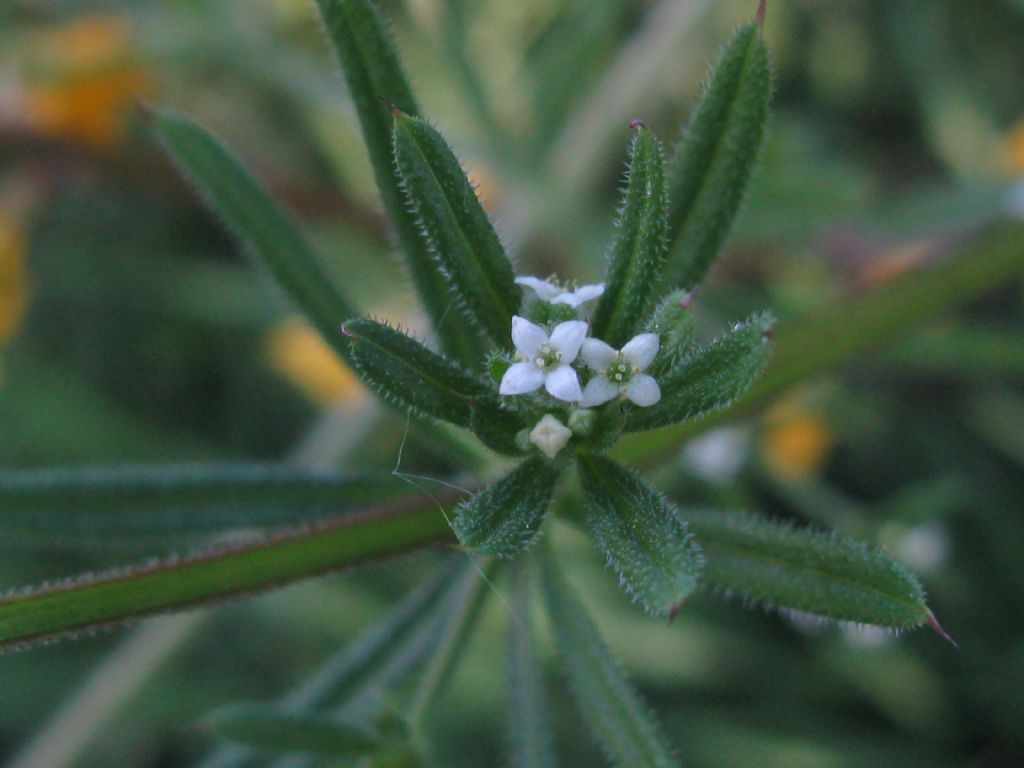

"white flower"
[529, 414, 573, 458]
[579, 333, 661, 407]
[515, 276, 605, 308]
[499, 316, 586, 402]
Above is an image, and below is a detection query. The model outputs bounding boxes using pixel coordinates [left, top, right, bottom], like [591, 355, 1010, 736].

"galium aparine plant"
[0, 2, 956, 766]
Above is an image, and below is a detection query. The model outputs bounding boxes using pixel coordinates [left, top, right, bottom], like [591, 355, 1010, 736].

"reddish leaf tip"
[379, 96, 405, 118]
[679, 290, 697, 309]
[756, 0, 767, 29]
[926, 611, 958, 648]
[629, 118, 647, 130]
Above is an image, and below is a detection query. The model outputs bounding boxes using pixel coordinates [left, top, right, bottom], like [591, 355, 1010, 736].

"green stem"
[613, 221, 1024, 465]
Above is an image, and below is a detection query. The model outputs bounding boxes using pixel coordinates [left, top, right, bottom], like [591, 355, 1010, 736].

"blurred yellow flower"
[761, 402, 834, 480]
[265, 318, 366, 408]
[21, 15, 151, 149]
[1002, 116, 1024, 176]
[0, 212, 30, 346]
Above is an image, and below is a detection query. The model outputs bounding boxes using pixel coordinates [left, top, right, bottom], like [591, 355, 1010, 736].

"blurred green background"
[1, 0, 1023, 766]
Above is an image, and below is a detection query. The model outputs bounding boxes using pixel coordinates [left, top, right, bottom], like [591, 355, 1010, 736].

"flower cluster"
[498, 276, 662, 457]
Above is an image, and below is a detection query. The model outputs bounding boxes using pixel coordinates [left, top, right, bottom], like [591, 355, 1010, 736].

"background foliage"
[1, 0, 1023, 765]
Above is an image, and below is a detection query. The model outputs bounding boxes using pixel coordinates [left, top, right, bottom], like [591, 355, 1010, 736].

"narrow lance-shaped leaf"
[0, 491, 459, 652]
[392, 111, 520, 347]
[577, 455, 702, 618]
[407, 559, 494, 724]
[663, 18, 772, 290]
[591, 123, 668, 348]
[151, 110, 355, 361]
[451, 458, 561, 558]
[205, 705, 379, 756]
[203, 561, 471, 768]
[282, 559, 464, 711]
[344, 318, 487, 428]
[644, 289, 696, 377]
[626, 312, 773, 433]
[0, 464, 409, 543]
[686, 509, 931, 629]
[314, 0, 484, 366]
[508, 558, 558, 768]
[540, 550, 677, 768]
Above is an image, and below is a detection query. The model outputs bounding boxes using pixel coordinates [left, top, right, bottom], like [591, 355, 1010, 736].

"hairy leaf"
[644, 289, 697, 377]
[344, 317, 487, 427]
[201, 560, 472, 768]
[392, 112, 520, 347]
[205, 705, 378, 756]
[664, 20, 772, 290]
[591, 124, 668, 348]
[0, 464, 408, 543]
[541, 551, 677, 768]
[687, 510, 931, 628]
[626, 312, 773, 432]
[508, 559, 558, 768]
[451, 458, 560, 557]
[151, 110, 355, 361]
[407, 558, 494, 723]
[314, 0, 484, 365]
[577, 455, 702, 618]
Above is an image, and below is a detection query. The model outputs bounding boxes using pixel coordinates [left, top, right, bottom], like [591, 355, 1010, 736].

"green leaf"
[451, 458, 561, 557]
[626, 312, 773, 433]
[0, 464, 409, 544]
[150, 109, 355, 362]
[314, 0, 484, 366]
[613, 221, 1024, 464]
[686, 510, 931, 629]
[644, 290, 696, 377]
[0, 493, 458, 651]
[469, 402, 529, 457]
[540, 550, 677, 768]
[577, 455, 702, 618]
[205, 705, 379, 756]
[407, 559, 494, 724]
[287, 560, 464, 710]
[664, 21, 772, 290]
[508, 559, 558, 768]
[392, 112, 520, 347]
[344, 317, 488, 427]
[591, 124, 669, 349]
[198, 560, 467, 768]
[527, 0, 624, 159]
[438, 0, 505, 146]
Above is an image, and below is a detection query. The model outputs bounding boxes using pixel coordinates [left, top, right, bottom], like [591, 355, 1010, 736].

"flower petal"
[500, 362, 545, 395]
[580, 338, 617, 372]
[580, 376, 619, 407]
[625, 374, 661, 406]
[548, 320, 588, 362]
[621, 333, 660, 370]
[515, 276, 560, 301]
[511, 316, 548, 358]
[544, 365, 583, 402]
[551, 283, 604, 307]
